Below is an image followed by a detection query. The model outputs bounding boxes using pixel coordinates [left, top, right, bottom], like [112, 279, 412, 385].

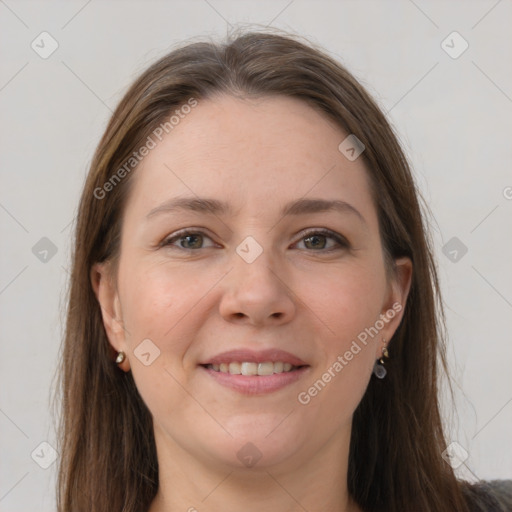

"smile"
[204, 361, 300, 375]
[199, 348, 310, 394]
[200, 363, 310, 395]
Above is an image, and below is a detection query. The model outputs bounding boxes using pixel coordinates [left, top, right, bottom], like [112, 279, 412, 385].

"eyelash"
[160, 228, 349, 252]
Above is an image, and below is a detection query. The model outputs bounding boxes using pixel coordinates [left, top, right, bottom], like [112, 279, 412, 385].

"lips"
[199, 349, 310, 394]
[199, 348, 308, 367]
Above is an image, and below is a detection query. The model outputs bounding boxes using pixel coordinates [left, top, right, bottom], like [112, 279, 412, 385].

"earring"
[373, 339, 389, 379]
[115, 351, 126, 364]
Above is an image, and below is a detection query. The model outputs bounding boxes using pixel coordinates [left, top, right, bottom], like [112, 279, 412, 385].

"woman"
[56, 30, 511, 511]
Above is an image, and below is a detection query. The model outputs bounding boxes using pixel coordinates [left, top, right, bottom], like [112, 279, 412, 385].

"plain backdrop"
[1, 1, 511, 510]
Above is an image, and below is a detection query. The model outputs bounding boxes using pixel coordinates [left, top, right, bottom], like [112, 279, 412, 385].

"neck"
[148, 424, 361, 512]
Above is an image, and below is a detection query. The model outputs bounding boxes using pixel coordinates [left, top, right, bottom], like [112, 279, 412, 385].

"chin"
[199, 420, 308, 470]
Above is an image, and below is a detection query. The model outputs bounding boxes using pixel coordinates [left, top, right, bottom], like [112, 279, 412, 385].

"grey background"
[1, 1, 511, 510]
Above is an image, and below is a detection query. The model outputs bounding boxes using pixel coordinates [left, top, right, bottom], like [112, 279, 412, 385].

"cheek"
[294, 264, 383, 408]
[120, 266, 201, 419]
[301, 260, 385, 341]
[120, 262, 209, 343]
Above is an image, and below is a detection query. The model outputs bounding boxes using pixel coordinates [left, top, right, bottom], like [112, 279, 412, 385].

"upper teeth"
[208, 361, 295, 375]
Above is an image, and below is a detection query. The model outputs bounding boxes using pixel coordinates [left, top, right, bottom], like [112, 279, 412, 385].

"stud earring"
[372, 339, 389, 379]
[115, 351, 126, 364]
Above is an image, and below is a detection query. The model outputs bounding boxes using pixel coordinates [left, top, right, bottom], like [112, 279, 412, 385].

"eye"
[160, 228, 349, 252]
[161, 229, 216, 250]
[294, 229, 349, 251]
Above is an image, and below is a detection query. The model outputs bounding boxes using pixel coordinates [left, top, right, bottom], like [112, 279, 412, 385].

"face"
[92, 94, 411, 473]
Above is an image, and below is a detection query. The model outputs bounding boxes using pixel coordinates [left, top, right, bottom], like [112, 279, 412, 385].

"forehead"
[124, 94, 377, 227]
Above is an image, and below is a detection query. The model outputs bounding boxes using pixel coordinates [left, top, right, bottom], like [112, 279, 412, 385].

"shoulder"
[460, 479, 512, 511]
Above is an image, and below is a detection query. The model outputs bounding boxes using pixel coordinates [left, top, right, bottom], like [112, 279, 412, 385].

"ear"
[375, 256, 413, 357]
[90, 262, 131, 372]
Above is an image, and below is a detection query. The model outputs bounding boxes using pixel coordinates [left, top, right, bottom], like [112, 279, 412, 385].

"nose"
[218, 248, 296, 327]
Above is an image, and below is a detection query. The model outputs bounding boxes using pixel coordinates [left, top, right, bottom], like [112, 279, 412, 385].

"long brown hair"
[57, 28, 474, 511]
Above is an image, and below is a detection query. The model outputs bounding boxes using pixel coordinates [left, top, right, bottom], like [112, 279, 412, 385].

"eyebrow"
[145, 196, 367, 225]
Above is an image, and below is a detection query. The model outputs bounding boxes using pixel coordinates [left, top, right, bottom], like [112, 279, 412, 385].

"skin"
[92, 94, 412, 512]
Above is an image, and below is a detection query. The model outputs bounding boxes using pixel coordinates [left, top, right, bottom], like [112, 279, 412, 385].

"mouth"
[201, 361, 305, 375]
[198, 349, 310, 395]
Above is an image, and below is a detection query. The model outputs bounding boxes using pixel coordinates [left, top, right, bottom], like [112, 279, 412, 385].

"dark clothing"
[463, 480, 512, 511]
